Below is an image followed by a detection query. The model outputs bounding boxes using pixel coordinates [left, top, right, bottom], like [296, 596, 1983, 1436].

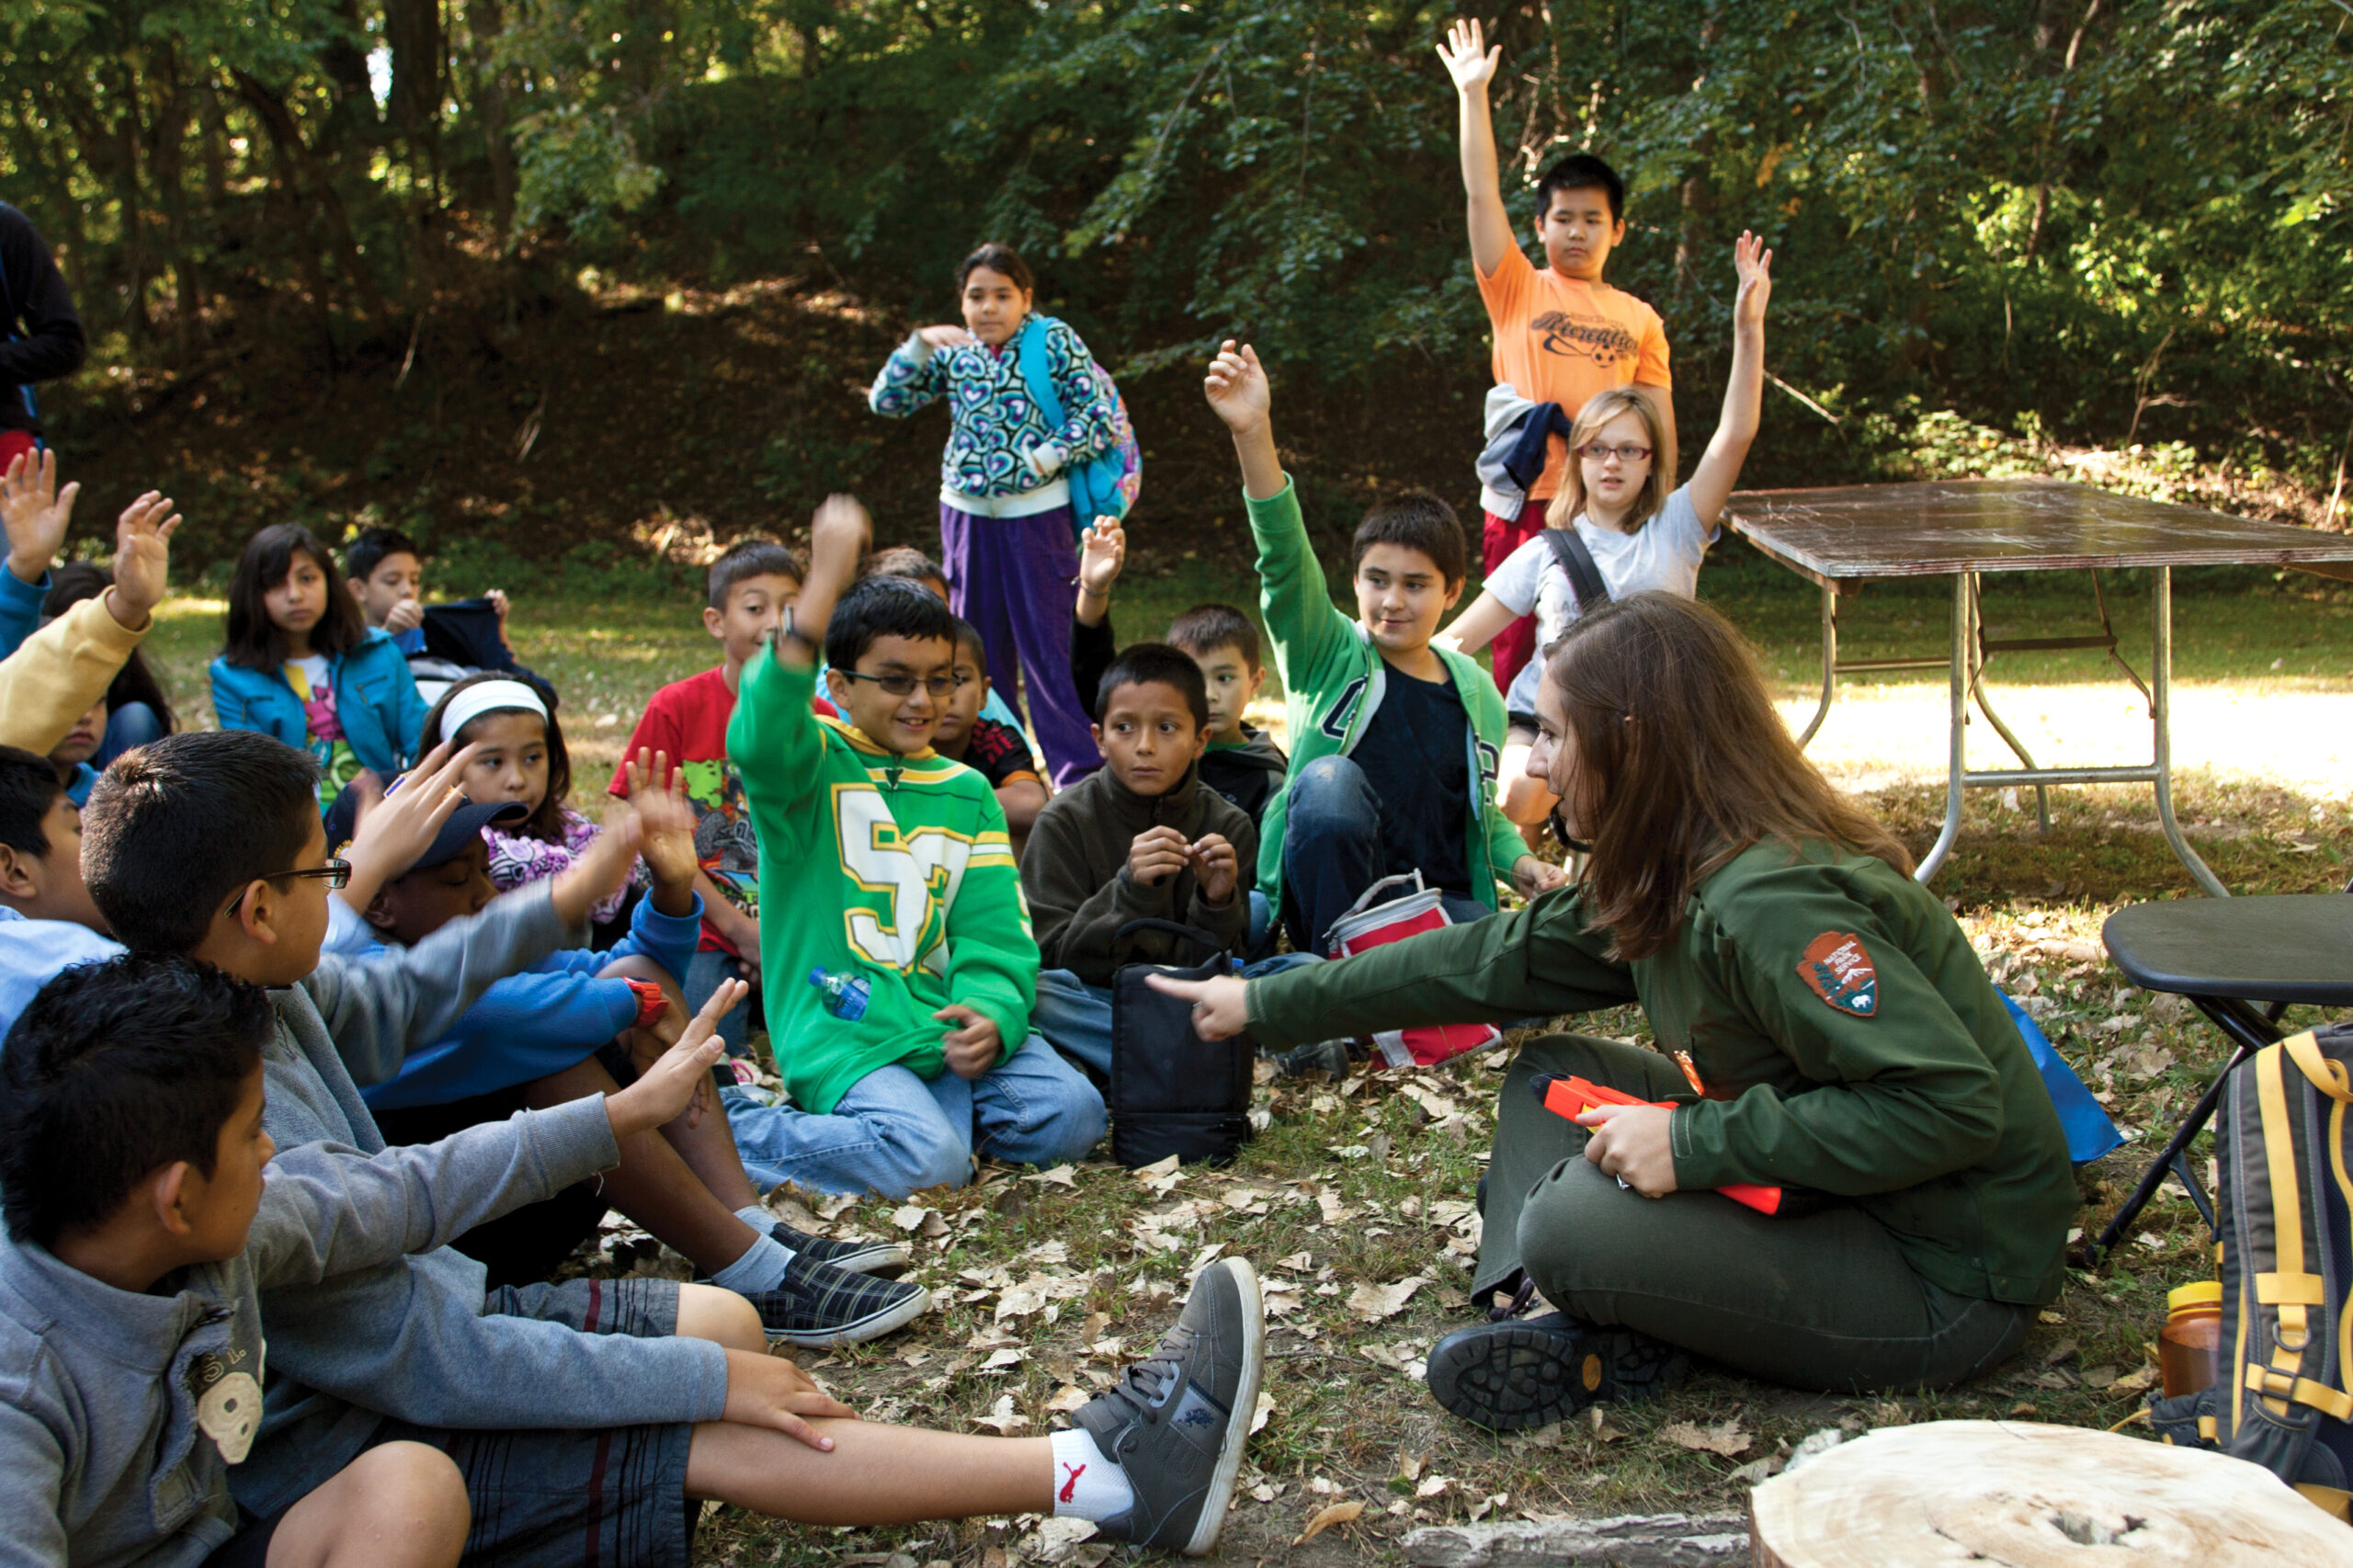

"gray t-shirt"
[1489, 483, 1718, 713]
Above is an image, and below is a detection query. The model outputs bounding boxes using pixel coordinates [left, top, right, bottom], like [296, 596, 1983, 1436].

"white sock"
[1048, 1427, 1134, 1520]
[734, 1207, 796, 1264]
[710, 1230, 793, 1294]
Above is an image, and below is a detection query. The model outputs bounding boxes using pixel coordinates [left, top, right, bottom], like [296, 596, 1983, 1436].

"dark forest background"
[7, 0, 2348, 583]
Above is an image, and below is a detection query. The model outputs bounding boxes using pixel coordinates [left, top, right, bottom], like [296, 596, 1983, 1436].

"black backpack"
[1108, 920, 1253, 1169]
[1541, 526, 1610, 618]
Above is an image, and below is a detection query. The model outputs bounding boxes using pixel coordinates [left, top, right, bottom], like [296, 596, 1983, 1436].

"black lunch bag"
[1108, 919, 1252, 1168]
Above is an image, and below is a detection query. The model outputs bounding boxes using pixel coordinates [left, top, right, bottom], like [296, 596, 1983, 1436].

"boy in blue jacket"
[331, 753, 924, 1342]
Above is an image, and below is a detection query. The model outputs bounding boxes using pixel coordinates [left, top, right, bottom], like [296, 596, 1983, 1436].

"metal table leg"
[1915, 572, 1972, 884]
[1794, 581, 1837, 748]
[2149, 565, 2229, 899]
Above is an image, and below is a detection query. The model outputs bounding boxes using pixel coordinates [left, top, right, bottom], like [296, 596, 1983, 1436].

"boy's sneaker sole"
[740, 1252, 930, 1347]
[772, 1221, 912, 1279]
[1425, 1314, 1684, 1431]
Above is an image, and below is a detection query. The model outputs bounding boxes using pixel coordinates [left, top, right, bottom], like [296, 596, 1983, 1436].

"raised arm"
[1203, 341, 1283, 501]
[867, 327, 965, 418]
[1682, 233, 1772, 528]
[729, 494, 867, 828]
[1438, 19, 1515, 278]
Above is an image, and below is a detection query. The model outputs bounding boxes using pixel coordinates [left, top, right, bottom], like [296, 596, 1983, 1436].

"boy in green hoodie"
[722, 496, 1106, 1198]
[1200, 342, 1564, 954]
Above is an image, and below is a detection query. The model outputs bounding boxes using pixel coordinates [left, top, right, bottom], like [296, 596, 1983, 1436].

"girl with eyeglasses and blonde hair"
[1443, 233, 1774, 834]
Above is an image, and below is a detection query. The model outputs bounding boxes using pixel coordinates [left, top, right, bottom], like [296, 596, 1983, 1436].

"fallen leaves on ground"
[1346, 1277, 1427, 1322]
[1660, 1418, 1752, 1457]
[1295, 1500, 1364, 1544]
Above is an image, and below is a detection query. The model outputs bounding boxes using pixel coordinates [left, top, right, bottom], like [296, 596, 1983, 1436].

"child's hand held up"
[0, 449, 77, 584]
[1733, 231, 1774, 331]
[1436, 17, 1501, 94]
[624, 747, 701, 898]
[108, 491, 182, 628]
[605, 980, 744, 1140]
[1202, 341, 1271, 435]
[1077, 519, 1126, 600]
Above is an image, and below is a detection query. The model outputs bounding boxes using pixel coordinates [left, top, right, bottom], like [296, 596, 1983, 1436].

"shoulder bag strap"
[1542, 526, 1611, 617]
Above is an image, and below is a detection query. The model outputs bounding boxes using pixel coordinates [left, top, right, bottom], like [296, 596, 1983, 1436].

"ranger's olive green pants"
[1476, 1035, 2030, 1392]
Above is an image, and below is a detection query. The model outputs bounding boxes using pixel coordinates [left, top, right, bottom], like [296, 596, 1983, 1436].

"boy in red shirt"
[1439, 17, 1674, 692]
[609, 539, 804, 1049]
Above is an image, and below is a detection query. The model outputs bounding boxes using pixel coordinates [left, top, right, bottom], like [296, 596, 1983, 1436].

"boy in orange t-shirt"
[1440, 18, 1674, 691]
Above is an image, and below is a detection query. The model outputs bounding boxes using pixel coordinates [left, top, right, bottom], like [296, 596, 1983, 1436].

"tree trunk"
[469, 0, 518, 247]
[1749, 1419, 2353, 1567]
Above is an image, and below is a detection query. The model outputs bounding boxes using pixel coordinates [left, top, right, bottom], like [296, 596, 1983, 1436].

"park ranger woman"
[1155, 592, 2077, 1430]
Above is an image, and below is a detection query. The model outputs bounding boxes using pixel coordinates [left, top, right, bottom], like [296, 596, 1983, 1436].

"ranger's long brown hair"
[1547, 593, 1913, 960]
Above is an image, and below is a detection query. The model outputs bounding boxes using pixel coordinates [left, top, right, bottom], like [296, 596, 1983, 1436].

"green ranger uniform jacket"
[1245, 837, 2078, 1306]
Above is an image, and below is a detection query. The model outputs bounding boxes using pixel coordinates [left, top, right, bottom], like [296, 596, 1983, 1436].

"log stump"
[1748, 1419, 2353, 1567]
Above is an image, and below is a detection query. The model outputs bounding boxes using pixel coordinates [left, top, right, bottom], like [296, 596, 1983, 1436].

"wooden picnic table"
[1723, 478, 2353, 898]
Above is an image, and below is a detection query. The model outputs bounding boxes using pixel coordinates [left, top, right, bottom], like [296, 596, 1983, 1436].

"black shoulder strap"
[1541, 527, 1610, 616]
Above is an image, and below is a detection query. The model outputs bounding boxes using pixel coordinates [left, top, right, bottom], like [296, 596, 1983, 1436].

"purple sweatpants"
[939, 502, 1099, 787]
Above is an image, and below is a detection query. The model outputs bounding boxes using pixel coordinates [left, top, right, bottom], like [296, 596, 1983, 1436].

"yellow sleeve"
[1635, 304, 1672, 390]
[0, 596, 146, 753]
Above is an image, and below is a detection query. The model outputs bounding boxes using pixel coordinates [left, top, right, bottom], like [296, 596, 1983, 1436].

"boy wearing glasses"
[1440, 232, 1775, 832]
[722, 496, 1104, 1199]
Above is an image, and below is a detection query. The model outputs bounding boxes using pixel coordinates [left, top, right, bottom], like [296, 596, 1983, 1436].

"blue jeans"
[1032, 952, 1327, 1078]
[683, 948, 752, 1055]
[95, 699, 166, 768]
[722, 1031, 1107, 1198]
[1281, 754, 1491, 953]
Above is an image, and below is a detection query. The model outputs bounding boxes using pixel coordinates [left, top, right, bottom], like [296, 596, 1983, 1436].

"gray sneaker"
[1075, 1256, 1264, 1557]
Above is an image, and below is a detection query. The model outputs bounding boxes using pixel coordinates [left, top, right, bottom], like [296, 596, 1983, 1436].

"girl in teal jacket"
[210, 523, 424, 813]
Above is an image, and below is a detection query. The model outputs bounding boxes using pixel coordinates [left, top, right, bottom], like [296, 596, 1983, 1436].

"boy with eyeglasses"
[721, 495, 1104, 1199]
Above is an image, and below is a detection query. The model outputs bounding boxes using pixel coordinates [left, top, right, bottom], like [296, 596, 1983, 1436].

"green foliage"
[3, 1, 2350, 497]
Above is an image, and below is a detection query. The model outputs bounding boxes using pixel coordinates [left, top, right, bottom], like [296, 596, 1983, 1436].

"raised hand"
[1202, 340, 1271, 435]
[0, 449, 77, 585]
[339, 741, 483, 907]
[1437, 17, 1501, 94]
[607, 981, 745, 1139]
[1733, 231, 1774, 332]
[1077, 519, 1127, 599]
[625, 747, 701, 904]
[106, 491, 182, 628]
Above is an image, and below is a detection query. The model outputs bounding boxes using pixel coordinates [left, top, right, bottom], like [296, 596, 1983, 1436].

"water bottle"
[809, 967, 870, 1023]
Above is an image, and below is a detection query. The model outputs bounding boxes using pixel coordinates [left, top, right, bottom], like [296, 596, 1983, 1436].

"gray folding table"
[1723, 478, 2353, 898]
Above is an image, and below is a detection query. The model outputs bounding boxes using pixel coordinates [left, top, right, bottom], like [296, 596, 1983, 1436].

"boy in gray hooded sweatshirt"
[0, 951, 733, 1567]
[74, 728, 1274, 1563]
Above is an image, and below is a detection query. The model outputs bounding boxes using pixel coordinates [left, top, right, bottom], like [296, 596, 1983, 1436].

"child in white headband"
[419, 674, 631, 926]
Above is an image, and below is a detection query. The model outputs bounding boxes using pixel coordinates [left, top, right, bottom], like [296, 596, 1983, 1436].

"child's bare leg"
[687, 1422, 1053, 1524]
[521, 1058, 763, 1274]
[266, 1440, 469, 1568]
[676, 1282, 767, 1351]
[660, 1086, 762, 1210]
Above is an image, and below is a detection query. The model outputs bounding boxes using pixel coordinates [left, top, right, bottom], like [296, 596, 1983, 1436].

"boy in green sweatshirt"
[722, 496, 1106, 1198]
[1200, 342, 1564, 954]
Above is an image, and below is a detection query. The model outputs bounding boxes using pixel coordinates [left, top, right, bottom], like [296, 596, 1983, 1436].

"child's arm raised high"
[1438, 19, 1515, 279]
[727, 494, 868, 829]
[1683, 233, 1773, 530]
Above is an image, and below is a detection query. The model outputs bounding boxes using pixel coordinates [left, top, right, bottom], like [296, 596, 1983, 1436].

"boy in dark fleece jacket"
[1027, 643, 1316, 1079]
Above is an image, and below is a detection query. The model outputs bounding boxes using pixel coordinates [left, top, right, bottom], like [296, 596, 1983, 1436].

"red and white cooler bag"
[1324, 872, 1506, 1069]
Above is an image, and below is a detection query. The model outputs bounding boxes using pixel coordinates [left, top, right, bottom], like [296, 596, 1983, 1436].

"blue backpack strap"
[1016, 314, 1068, 433]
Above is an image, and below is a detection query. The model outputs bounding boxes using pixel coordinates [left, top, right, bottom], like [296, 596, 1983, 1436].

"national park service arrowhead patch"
[1799, 931, 1878, 1017]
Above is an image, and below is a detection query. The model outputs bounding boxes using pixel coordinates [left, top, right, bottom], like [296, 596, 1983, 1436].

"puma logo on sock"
[1059, 1462, 1086, 1503]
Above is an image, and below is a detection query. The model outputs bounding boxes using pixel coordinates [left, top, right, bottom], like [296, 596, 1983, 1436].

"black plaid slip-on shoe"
[741, 1250, 929, 1347]
[1077, 1256, 1265, 1557]
[769, 1219, 912, 1279]
[1424, 1311, 1685, 1431]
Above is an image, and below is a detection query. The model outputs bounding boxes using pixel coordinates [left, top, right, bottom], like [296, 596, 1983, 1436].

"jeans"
[1032, 952, 1327, 1078]
[722, 1031, 1107, 1199]
[95, 699, 167, 768]
[1280, 754, 1491, 954]
[1479, 1034, 2031, 1392]
[682, 948, 752, 1055]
